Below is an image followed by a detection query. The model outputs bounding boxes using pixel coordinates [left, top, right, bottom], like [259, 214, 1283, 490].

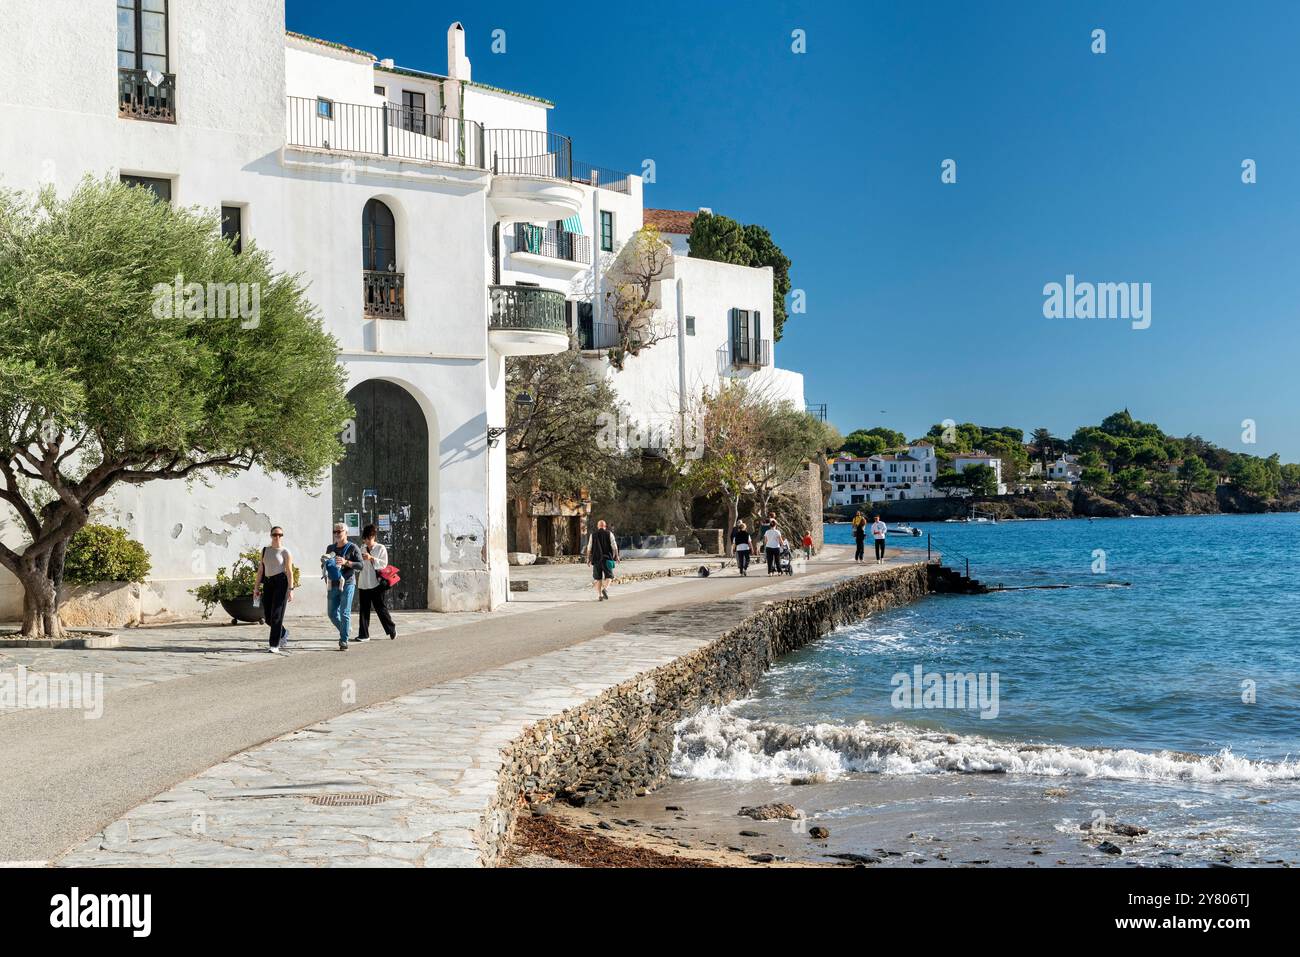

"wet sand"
[507, 772, 1299, 868]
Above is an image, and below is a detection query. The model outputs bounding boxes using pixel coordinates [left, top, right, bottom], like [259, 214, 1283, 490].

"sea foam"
[671, 708, 1300, 784]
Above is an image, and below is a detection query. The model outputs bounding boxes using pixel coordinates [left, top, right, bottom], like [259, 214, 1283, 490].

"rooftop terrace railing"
[286, 96, 485, 168]
[573, 161, 633, 194]
[484, 129, 573, 181]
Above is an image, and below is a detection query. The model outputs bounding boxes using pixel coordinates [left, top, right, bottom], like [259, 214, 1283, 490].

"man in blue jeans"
[325, 522, 363, 650]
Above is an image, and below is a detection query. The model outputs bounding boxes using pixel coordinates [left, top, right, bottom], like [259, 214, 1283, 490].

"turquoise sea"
[670, 513, 1300, 864]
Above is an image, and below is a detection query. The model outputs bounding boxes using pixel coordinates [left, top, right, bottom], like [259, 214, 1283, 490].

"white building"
[0, 3, 804, 620]
[1047, 453, 1083, 485]
[829, 442, 939, 505]
[952, 452, 1007, 495]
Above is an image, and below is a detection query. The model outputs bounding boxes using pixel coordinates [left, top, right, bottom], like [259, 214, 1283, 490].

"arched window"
[362, 199, 397, 272]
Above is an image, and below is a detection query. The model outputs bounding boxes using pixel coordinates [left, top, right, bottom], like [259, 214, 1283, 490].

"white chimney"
[379, 57, 394, 68]
[447, 22, 471, 82]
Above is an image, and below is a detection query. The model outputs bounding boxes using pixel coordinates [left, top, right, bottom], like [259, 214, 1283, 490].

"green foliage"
[687, 212, 793, 340]
[1113, 466, 1149, 495]
[190, 549, 300, 619]
[505, 351, 634, 503]
[0, 178, 353, 488]
[1178, 456, 1215, 493]
[842, 427, 904, 457]
[1228, 455, 1279, 498]
[1080, 466, 1112, 492]
[62, 524, 151, 584]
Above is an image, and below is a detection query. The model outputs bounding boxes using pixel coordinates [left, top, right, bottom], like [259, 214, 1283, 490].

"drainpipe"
[676, 277, 686, 448]
[592, 188, 602, 336]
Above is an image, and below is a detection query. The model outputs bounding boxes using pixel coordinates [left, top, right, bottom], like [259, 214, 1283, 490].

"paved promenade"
[1, 549, 917, 866]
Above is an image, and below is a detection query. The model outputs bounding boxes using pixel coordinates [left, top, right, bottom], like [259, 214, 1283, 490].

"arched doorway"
[332, 380, 429, 609]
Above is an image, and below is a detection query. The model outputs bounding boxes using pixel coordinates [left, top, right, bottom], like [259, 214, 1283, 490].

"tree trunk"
[726, 495, 739, 532]
[18, 567, 63, 640]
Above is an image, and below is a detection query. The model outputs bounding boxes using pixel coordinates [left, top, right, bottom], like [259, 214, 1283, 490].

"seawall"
[482, 560, 928, 864]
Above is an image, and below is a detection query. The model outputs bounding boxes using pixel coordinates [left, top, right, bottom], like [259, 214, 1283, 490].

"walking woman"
[253, 526, 294, 654]
[871, 514, 888, 564]
[356, 523, 397, 642]
[852, 512, 867, 563]
[731, 520, 752, 576]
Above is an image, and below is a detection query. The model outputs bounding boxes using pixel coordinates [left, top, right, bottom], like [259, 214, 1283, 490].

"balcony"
[573, 162, 634, 195]
[489, 285, 569, 355]
[286, 96, 485, 169]
[484, 129, 584, 222]
[119, 68, 176, 123]
[730, 337, 771, 369]
[511, 224, 591, 269]
[364, 270, 405, 319]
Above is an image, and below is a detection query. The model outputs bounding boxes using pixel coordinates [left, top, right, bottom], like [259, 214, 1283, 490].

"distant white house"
[1047, 454, 1083, 485]
[829, 442, 939, 505]
[952, 452, 1007, 495]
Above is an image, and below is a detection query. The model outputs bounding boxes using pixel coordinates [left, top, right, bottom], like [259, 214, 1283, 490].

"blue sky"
[287, 1, 1300, 462]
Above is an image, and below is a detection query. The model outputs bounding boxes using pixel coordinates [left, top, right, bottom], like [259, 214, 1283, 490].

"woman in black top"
[730, 521, 752, 576]
[852, 518, 867, 563]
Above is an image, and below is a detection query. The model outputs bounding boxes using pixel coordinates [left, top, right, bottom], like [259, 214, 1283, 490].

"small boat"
[888, 524, 922, 536]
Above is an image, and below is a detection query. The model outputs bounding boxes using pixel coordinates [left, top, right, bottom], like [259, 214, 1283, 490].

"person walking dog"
[355, 523, 397, 642]
[324, 522, 363, 650]
[871, 514, 888, 564]
[588, 519, 619, 600]
[252, 526, 294, 654]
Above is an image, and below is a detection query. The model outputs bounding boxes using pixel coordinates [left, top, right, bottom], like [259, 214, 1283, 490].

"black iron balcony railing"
[364, 270, 405, 319]
[511, 224, 591, 265]
[731, 337, 771, 368]
[573, 161, 633, 194]
[484, 129, 573, 181]
[119, 67, 176, 123]
[489, 285, 567, 335]
[578, 317, 620, 351]
[806, 403, 828, 421]
[287, 96, 485, 168]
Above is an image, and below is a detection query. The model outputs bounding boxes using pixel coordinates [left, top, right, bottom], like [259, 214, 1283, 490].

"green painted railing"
[488, 285, 567, 334]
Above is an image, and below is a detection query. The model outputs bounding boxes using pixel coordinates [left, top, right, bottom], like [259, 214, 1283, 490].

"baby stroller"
[778, 544, 795, 576]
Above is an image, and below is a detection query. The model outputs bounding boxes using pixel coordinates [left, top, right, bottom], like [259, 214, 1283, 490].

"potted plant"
[56, 524, 152, 628]
[191, 549, 301, 624]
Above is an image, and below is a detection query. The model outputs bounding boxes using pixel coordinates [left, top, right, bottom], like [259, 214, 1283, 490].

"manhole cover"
[306, 792, 391, 807]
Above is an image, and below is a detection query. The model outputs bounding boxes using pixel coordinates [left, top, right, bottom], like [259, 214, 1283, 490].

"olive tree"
[0, 178, 352, 638]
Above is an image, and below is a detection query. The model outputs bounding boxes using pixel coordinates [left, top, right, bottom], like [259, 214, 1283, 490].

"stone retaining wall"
[480, 562, 927, 864]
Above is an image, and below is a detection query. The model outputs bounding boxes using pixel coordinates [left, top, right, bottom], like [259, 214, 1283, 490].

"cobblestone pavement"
[55, 552, 911, 867]
[0, 555, 731, 712]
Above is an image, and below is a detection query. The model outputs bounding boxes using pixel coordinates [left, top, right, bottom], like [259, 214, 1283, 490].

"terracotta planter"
[220, 596, 264, 625]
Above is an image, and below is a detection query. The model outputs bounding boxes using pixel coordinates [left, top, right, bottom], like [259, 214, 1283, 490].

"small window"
[600, 210, 614, 251]
[120, 173, 171, 203]
[685, 315, 695, 336]
[374, 85, 386, 97]
[221, 205, 243, 254]
[317, 97, 334, 119]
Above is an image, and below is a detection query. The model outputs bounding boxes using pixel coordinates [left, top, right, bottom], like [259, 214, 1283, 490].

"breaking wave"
[671, 708, 1300, 784]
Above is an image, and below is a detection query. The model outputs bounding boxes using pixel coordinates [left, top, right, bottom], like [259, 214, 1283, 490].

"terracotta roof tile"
[644, 208, 698, 235]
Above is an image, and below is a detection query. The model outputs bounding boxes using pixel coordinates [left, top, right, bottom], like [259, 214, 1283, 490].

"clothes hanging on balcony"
[521, 223, 544, 254]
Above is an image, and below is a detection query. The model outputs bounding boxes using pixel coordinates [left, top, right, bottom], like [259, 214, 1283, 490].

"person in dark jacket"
[852, 513, 867, 563]
[587, 519, 619, 600]
[730, 520, 752, 576]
